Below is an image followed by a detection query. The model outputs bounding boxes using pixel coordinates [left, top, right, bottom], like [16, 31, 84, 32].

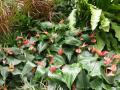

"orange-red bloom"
[106, 64, 117, 76]
[89, 33, 95, 38]
[91, 39, 96, 43]
[75, 48, 81, 54]
[112, 54, 120, 59]
[23, 40, 29, 45]
[43, 31, 48, 35]
[49, 66, 57, 73]
[104, 57, 112, 65]
[16, 36, 23, 40]
[58, 48, 64, 55]
[91, 47, 108, 56]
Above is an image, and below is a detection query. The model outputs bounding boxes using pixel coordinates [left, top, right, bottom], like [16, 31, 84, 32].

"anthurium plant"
[0, 0, 120, 90]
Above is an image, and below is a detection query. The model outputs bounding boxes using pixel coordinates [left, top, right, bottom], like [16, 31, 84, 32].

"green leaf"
[99, 14, 110, 32]
[37, 41, 48, 53]
[48, 63, 81, 89]
[77, 51, 101, 76]
[68, 9, 77, 30]
[48, 80, 67, 90]
[22, 61, 36, 76]
[76, 70, 90, 90]
[101, 67, 114, 84]
[81, 61, 102, 76]
[12, 69, 21, 75]
[7, 58, 22, 65]
[1, 67, 8, 80]
[55, 24, 68, 31]
[30, 37, 38, 42]
[64, 48, 73, 62]
[25, 53, 35, 61]
[64, 36, 81, 46]
[77, 51, 97, 62]
[90, 5, 102, 30]
[102, 83, 113, 90]
[11, 47, 23, 55]
[53, 55, 65, 66]
[40, 22, 54, 29]
[90, 78, 102, 89]
[66, 29, 81, 36]
[111, 22, 120, 41]
[81, 34, 91, 42]
[0, 51, 5, 60]
[94, 33, 105, 50]
[0, 80, 4, 86]
[108, 33, 120, 53]
[33, 66, 46, 81]
[62, 64, 81, 89]
[99, 31, 111, 50]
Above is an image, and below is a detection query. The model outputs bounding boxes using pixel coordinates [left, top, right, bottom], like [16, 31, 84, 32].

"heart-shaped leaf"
[22, 61, 36, 76]
[64, 37, 82, 46]
[48, 63, 81, 89]
[37, 41, 48, 53]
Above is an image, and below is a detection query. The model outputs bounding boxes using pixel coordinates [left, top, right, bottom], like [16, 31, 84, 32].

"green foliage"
[0, 0, 120, 90]
[68, 9, 77, 30]
[99, 14, 110, 32]
[90, 5, 102, 30]
[111, 22, 120, 41]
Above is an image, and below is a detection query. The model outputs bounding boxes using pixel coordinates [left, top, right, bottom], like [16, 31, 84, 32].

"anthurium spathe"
[91, 38, 96, 43]
[104, 57, 112, 65]
[16, 36, 24, 40]
[75, 48, 81, 54]
[57, 48, 64, 55]
[23, 39, 35, 45]
[106, 64, 117, 76]
[49, 66, 57, 73]
[90, 47, 108, 56]
[23, 40, 29, 45]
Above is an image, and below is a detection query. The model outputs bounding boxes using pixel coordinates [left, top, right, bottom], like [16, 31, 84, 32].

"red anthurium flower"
[106, 64, 117, 76]
[5, 48, 14, 55]
[47, 55, 54, 64]
[49, 66, 57, 73]
[91, 38, 96, 43]
[43, 31, 48, 35]
[104, 57, 112, 65]
[100, 51, 109, 56]
[58, 48, 64, 55]
[29, 45, 34, 50]
[16, 36, 23, 40]
[80, 37, 84, 41]
[91, 47, 101, 56]
[75, 48, 81, 54]
[23, 40, 29, 45]
[111, 64, 117, 72]
[112, 54, 120, 59]
[89, 33, 95, 38]
[49, 59, 54, 64]
[72, 83, 76, 90]
[81, 42, 88, 48]
[49, 56, 54, 64]
[91, 47, 108, 56]
[29, 45, 36, 51]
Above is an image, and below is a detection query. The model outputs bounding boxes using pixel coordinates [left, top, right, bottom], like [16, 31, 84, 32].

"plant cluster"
[0, 0, 120, 90]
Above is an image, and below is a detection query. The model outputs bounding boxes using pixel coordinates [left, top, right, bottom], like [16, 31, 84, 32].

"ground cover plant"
[0, 0, 120, 90]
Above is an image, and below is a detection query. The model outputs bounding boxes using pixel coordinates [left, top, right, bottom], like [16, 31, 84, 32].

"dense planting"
[0, 0, 120, 90]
